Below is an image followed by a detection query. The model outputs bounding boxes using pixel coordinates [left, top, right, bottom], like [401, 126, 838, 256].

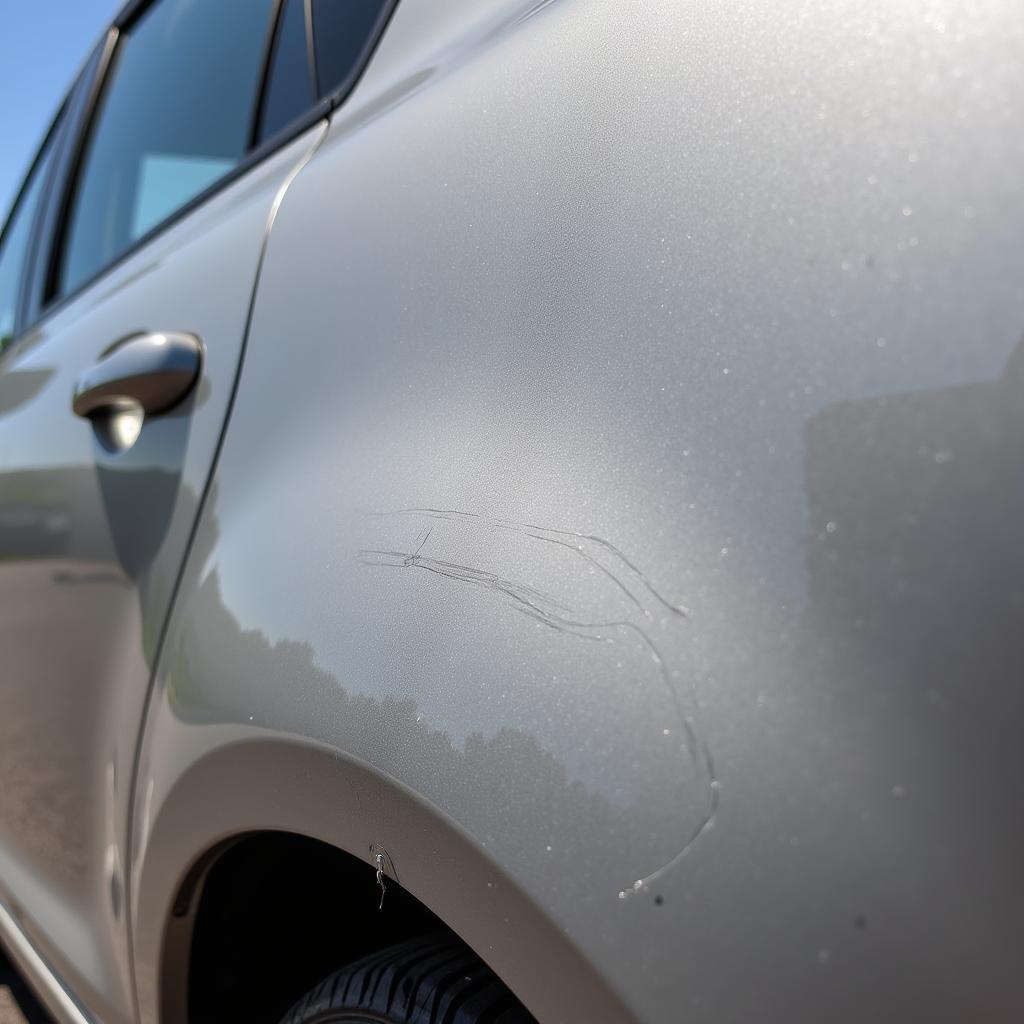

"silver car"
[1, 1, 1022, 1022]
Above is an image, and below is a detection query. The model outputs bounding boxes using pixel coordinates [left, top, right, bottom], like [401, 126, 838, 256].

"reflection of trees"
[0, 457, 192, 883]
[0, 467, 102, 561]
[168, 560, 686, 900]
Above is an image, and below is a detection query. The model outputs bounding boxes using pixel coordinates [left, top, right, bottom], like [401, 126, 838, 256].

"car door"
[0, 0, 326, 1019]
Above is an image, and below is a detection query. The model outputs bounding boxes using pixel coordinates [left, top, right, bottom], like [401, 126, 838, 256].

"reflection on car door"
[0, 0, 323, 1019]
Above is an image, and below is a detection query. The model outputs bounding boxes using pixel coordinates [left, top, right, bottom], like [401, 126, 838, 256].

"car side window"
[0, 130, 58, 355]
[56, 0, 274, 299]
[258, 0, 315, 144]
[310, 0, 393, 98]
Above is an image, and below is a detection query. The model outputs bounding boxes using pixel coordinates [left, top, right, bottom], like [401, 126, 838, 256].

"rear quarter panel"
[133, 1, 1024, 1021]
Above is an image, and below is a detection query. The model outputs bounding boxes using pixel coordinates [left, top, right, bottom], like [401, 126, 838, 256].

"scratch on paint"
[369, 843, 397, 911]
[374, 852, 387, 910]
[360, 509, 719, 901]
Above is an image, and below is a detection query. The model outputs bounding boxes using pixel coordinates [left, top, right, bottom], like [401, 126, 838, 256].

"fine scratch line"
[368, 508, 690, 618]
[362, 509, 718, 899]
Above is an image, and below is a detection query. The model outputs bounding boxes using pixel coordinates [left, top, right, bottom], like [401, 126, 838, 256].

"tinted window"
[258, 0, 314, 143]
[310, 0, 391, 98]
[0, 133, 57, 354]
[58, 0, 274, 297]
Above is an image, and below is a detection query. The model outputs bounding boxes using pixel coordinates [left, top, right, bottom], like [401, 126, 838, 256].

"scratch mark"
[362, 510, 717, 900]
[368, 508, 689, 617]
[369, 844, 397, 911]
[359, 548, 578, 623]
[525, 531, 647, 615]
[375, 852, 387, 910]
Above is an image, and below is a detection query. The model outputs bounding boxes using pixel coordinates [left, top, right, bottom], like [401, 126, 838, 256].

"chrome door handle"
[72, 332, 202, 419]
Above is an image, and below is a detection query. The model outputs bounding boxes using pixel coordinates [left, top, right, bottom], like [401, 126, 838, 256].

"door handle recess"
[72, 332, 202, 419]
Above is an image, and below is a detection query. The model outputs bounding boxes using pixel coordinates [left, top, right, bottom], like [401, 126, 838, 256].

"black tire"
[280, 934, 534, 1024]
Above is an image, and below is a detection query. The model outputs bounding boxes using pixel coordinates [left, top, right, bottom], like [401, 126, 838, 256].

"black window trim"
[309, 0, 399, 108]
[4, 0, 400, 357]
[304, 0, 320, 107]
[16, 101, 74, 338]
[0, 109, 62, 265]
[19, 33, 114, 338]
[0, 66, 85, 357]
[0, 102, 65, 354]
[248, 0, 288, 152]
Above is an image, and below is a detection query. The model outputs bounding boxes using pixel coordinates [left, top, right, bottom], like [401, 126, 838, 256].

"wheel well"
[182, 832, 444, 1023]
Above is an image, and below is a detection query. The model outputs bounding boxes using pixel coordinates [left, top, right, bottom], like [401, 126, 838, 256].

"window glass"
[310, 0, 390, 98]
[0, 134, 57, 354]
[58, 0, 274, 298]
[258, 0, 314, 143]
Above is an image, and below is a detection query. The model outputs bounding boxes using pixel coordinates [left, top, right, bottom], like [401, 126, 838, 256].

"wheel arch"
[131, 733, 631, 1024]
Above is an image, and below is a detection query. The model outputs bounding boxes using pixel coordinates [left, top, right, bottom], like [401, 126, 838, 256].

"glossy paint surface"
[0, 125, 323, 1022]
[133, 0, 1024, 1021]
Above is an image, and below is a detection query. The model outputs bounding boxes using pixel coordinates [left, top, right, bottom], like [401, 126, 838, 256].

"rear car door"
[0, 1, 326, 1019]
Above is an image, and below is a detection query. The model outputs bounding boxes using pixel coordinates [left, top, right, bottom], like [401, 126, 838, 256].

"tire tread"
[281, 935, 532, 1024]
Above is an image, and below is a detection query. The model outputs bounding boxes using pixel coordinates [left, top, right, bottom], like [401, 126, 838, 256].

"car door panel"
[0, 120, 325, 1023]
[126, 1, 1024, 1021]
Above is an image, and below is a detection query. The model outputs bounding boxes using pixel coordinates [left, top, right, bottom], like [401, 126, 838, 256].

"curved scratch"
[368, 508, 690, 617]
[361, 510, 717, 898]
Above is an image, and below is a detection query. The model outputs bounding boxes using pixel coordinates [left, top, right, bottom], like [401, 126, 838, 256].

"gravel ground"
[0, 951, 50, 1024]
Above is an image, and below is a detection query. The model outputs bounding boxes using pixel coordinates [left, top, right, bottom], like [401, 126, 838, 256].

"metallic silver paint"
[0, 125, 326, 1022]
[132, 0, 1024, 1021]
[2, 0, 1023, 1022]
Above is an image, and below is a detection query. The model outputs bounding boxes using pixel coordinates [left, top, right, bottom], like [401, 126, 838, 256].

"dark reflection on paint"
[804, 339, 1024, 676]
[0, 395, 197, 580]
[0, 368, 56, 417]
[359, 507, 717, 897]
[167, 556, 690, 901]
[161, 338, 1024, 928]
[760, 336, 1024, 1019]
[801, 336, 1024, 839]
[0, 402, 196, 887]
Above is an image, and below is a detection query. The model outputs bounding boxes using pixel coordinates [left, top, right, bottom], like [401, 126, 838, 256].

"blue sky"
[0, 1, 120, 217]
